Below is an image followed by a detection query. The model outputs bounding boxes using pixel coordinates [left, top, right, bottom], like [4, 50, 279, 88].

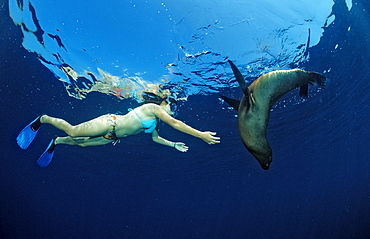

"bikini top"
[141, 119, 158, 133]
[132, 110, 158, 133]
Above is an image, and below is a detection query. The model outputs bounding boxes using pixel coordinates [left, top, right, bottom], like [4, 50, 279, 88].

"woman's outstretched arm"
[151, 129, 189, 152]
[152, 106, 221, 145]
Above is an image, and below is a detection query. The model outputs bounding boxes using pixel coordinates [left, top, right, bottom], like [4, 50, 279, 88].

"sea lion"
[221, 60, 326, 170]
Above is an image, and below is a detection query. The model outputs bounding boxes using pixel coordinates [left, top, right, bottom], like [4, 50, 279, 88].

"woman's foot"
[31, 115, 45, 132]
[47, 136, 58, 153]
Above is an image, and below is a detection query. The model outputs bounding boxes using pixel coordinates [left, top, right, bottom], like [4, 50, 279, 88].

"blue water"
[1, 0, 370, 238]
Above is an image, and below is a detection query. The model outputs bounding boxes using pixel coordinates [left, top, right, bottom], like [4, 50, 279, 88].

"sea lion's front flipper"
[219, 94, 240, 111]
[228, 60, 247, 94]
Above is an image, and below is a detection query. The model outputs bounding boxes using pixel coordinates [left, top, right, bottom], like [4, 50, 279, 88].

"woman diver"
[16, 91, 221, 167]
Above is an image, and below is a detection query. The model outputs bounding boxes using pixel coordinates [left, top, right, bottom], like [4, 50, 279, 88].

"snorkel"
[142, 91, 178, 115]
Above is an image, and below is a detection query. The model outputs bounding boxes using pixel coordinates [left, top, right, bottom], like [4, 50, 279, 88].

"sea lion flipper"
[228, 60, 248, 94]
[310, 72, 326, 89]
[219, 94, 240, 111]
[299, 84, 309, 98]
[299, 71, 326, 98]
[305, 71, 326, 88]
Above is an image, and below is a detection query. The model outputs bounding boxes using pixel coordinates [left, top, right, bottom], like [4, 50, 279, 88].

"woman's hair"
[142, 92, 163, 105]
[142, 91, 177, 105]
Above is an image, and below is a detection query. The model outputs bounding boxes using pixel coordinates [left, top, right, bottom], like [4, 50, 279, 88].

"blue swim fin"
[16, 115, 43, 149]
[37, 137, 57, 167]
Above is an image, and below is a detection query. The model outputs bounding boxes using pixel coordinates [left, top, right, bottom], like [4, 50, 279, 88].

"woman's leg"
[40, 115, 112, 137]
[56, 136, 113, 147]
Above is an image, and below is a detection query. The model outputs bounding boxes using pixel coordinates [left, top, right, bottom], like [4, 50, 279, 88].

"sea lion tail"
[308, 72, 326, 88]
[299, 71, 326, 98]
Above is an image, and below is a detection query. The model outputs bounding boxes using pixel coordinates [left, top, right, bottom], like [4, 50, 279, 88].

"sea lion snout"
[246, 146, 272, 170]
[256, 154, 272, 170]
[261, 162, 271, 170]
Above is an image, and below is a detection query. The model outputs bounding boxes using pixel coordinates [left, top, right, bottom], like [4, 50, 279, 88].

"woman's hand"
[174, 142, 189, 152]
[200, 131, 221, 145]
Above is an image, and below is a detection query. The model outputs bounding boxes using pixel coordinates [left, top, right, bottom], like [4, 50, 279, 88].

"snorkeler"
[16, 91, 221, 167]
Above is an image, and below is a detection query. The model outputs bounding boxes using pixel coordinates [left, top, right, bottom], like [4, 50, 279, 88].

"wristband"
[173, 142, 177, 148]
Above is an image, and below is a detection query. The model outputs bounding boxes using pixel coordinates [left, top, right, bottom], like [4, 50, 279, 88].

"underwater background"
[1, 0, 370, 238]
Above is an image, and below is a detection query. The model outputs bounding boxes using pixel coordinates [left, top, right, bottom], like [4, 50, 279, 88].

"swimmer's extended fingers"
[202, 131, 221, 144]
[174, 142, 189, 152]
